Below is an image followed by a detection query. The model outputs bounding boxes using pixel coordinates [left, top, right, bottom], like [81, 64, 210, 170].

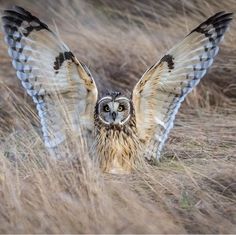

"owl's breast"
[95, 124, 141, 174]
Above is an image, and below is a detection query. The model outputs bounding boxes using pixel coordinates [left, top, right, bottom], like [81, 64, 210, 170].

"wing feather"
[132, 12, 233, 159]
[2, 6, 98, 149]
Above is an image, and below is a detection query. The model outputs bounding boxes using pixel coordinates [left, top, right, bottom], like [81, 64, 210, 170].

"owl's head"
[96, 92, 132, 125]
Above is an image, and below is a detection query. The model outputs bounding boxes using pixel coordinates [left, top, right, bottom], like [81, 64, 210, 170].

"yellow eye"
[118, 105, 124, 112]
[104, 105, 110, 112]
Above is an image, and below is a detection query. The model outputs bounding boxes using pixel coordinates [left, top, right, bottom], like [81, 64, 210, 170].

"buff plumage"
[2, 6, 233, 173]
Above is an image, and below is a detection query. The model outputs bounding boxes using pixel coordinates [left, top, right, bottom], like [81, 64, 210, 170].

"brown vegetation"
[0, 0, 235, 233]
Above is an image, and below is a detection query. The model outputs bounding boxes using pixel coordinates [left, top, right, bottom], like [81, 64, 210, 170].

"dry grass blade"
[0, 0, 235, 233]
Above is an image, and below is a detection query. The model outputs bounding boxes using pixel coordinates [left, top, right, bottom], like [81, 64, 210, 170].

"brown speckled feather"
[94, 112, 141, 174]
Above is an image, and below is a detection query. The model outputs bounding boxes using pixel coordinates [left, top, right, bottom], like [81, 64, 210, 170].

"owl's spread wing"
[132, 12, 233, 159]
[2, 6, 98, 148]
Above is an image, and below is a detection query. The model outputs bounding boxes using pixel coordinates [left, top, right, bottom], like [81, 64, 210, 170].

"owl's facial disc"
[98, 96, 131, 125]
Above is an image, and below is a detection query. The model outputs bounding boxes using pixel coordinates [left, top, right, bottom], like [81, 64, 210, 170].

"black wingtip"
[12, 5, 37, 18]
[2, 5, 51, 37]
[3, 5, 28, 16]
[189, 11, 233, 37]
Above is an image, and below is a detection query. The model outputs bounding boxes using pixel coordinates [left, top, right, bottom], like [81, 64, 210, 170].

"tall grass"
[0, 0, 235, 233]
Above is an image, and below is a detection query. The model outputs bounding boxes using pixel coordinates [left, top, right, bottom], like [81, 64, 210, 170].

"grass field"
[0, 0, 235, 233]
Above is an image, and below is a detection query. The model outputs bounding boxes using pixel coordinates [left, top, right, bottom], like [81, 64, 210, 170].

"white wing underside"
[132, 12, 233, 159]
[2, 6, 98, 149]
[2, 7, 233, 161]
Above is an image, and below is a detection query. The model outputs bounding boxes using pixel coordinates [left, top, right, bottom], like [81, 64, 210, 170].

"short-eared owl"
[2, 6, 233, 173]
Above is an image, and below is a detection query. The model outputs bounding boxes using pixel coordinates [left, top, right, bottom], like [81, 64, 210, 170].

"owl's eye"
[103, 105, 110, 112]
[117, 105, 125, 112]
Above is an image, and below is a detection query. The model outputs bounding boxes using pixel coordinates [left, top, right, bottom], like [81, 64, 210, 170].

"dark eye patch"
[103, 104, 110, 112]
[118, 104, 125, 112]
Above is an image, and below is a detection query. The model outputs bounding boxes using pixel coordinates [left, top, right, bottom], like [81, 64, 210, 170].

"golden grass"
[0, 0, 235, 233]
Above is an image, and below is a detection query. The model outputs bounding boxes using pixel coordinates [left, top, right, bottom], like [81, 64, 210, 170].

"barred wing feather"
[132, 12, 233, 159]
[2, 6, 98, 148]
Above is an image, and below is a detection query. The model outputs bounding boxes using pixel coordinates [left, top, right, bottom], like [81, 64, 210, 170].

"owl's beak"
[112, 112, 117, 121]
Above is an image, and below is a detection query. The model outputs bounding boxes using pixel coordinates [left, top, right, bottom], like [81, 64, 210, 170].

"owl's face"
[97, 94, 131, 125]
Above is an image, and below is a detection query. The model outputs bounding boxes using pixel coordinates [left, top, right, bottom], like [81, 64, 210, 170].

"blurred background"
[0, 0, 235, 233]
[0, 0, 236, 133]
[1, 0, 236, 101]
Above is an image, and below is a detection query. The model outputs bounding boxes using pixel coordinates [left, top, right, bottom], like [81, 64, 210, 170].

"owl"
[2, 6, 233, 174]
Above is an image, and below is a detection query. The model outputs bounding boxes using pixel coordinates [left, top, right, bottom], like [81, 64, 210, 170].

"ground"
[0, 0, 235, 233]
